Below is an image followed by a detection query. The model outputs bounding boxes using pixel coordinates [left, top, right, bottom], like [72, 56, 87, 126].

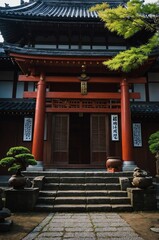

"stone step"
[23, 170, 133, 178]
[55, 190, 127, 197]
[35, 204, 54, 212]
[38, 196, 130, 205]
[59, 184, 86, 191]
[43, 183, 121, 191]
[111, 204, 133, 212]
[110, 197, 131, 204]
[57, 190, 86, 197]
[37, 197, 55, 204]
[45, 177, 120, 184]
[45, 177, 60, 183]
[55, 197, 86, 204]
[40, 191, 57, 197]
[52, 204, 133, 212]
[53, 204, 87, 212]
[85, 177, 119, 183]
[107, 190, 127, 197]
[85, 183, 120, 190]
[34, 202, 133, 212]
[44, 183, 59, 190]
[28, 170, 134, 212]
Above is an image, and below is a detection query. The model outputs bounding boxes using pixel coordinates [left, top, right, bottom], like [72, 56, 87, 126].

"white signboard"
[111, 114, 119, 141]
[133, 123, 142, 147]
[23, 117, 33, 141]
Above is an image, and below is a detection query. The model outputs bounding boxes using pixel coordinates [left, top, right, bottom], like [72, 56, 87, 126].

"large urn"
[8, 174, 26, 190]
[106, 156, 122, 172]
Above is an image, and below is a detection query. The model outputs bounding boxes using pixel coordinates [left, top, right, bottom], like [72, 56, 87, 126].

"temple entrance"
[52, 113, 108, 167]
[69, 113, 90, 164]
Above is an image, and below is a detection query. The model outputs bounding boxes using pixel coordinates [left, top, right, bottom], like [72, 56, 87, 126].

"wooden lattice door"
[52, 114, 69, 165]
[90, 114, 108, 166]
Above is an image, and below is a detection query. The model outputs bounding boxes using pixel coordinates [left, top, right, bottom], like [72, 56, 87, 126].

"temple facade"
[0, 0, 159, 175]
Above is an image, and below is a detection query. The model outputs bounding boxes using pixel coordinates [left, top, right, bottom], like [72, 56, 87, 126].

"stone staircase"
[25, 170, 133, 212]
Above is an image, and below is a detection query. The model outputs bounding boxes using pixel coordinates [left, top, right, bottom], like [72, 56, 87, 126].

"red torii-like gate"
[19, 73, 145, 171]
[11, 52, 146, 170]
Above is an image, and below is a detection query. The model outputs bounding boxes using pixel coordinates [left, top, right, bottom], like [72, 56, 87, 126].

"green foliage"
[0, 157, 15, 167]
[104, 33, 159, 72]
[0, 146, 37, 173]
[8, 163, 21, 172]
[6, 146, 30, 156]
[90, 0, 159, 72]
[148, 131, 159, 155]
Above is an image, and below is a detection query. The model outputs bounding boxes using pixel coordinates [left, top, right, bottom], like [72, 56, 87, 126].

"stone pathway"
[23, 213, 143, 240]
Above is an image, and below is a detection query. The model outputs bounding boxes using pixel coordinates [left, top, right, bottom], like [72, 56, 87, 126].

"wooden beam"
[19, 75, 40, 82]
[46, 92, 121, 99]
[19, 75, 146, 84]
[24, 92, 37, 98]
[127, 77, 146, 84]
[19, 75, 123, 83]
[23, 91, 140, 99]
[45, 108, 121, 113]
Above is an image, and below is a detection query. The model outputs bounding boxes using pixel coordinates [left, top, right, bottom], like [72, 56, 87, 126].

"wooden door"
[91, 114, 108, 166]
[52, 114, 69, 165]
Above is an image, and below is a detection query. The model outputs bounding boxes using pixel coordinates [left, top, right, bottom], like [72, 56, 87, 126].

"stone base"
[122, 161, 137, 171]
[127, 187, 157, 211]
[0, 219, 13, 232]
[26, 161, 44, 171]
[5, 188, 39, 212]
[155, 175, 159, 183]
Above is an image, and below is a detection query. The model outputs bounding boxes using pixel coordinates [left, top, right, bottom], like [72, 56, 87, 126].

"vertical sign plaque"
[81, 81, 87, 95]
[23, 117, 33, 141]
[133, 123, 142, 147]
[111, 114, 119, 141]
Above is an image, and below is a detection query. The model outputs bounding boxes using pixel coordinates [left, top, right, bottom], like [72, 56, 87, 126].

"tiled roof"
[3, 43, 119, 57]
[0, 0, 125, 20]
[0, 100, 35, 115]
[131, 103, 159, 118]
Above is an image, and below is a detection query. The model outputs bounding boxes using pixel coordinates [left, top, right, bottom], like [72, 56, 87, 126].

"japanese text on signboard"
[111, 115, 119, 141]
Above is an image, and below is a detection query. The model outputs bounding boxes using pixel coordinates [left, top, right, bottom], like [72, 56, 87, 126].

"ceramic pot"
[106, 156, 122, 172]
[8, 174, 26, 189]
[132, 176, 152, 189]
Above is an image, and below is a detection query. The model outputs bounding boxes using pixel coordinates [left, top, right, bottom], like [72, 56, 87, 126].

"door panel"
[91, 114, 108, 165]
[52, 114, 69, 164]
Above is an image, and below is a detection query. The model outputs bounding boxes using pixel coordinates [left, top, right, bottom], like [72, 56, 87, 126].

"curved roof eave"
[0, 0, 124, 21]
[3, 43, 118, 58]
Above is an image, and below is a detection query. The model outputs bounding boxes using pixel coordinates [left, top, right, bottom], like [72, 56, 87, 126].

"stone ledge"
[127, 187, 157, 211]
[5, 188, 39, 212]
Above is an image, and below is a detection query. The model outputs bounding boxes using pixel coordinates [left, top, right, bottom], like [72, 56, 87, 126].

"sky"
[0, 0, 158, 6]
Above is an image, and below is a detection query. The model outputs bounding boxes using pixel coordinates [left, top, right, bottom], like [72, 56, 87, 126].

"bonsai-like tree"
[90, 0, 159, 72]
[0, 146, 37, 175]
[148, 131, 159, 175]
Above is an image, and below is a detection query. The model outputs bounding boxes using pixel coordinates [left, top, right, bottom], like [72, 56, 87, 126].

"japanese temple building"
[0, 0, 159, 175]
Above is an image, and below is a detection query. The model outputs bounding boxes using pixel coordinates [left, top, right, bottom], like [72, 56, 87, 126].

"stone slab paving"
[23, 213, 143, 240]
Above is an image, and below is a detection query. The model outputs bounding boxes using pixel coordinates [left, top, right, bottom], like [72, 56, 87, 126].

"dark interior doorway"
[69, 113, 90, 164]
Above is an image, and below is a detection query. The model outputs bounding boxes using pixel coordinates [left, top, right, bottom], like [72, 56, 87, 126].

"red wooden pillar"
[32, 73, 46, 170]
[120, 79, 136, 171]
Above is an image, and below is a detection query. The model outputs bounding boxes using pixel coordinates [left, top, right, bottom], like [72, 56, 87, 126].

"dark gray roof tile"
[0, 0, 124, 20]
[0, 100, 35, 114]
